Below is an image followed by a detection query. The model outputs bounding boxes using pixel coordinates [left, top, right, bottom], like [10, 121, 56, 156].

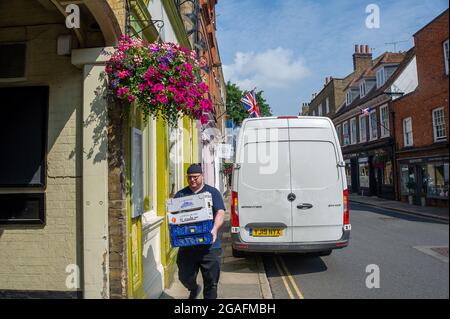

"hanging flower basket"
[105, 36, 212, 127]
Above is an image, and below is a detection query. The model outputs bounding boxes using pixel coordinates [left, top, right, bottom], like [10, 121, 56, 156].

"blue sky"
[216, 0, 449, 115]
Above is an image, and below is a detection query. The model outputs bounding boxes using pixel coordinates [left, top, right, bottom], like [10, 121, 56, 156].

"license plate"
[250, 228, 282, 237]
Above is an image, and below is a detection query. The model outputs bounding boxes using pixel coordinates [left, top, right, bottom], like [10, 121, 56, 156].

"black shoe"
[188, 284, 202, 299]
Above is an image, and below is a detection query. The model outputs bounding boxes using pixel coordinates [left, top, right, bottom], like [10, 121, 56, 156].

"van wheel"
[317, 250, 332, 257]
[232, 248, 246, 258]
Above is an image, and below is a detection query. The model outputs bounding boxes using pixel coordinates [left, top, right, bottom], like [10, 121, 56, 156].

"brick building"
[392, 9, 449, 208]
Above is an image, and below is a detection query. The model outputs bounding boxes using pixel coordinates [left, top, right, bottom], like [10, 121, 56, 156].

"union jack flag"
[361, 106, 373, 115]
[241, 90, 261, 118]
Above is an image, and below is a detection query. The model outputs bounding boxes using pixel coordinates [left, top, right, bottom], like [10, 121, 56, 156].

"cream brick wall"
[0, 5, 83, 292]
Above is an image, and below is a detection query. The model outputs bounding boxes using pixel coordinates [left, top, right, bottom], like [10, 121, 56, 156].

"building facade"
[332, 48, 417, 200]
[392, 10, 449, 208]
[0, 0, 205, 299]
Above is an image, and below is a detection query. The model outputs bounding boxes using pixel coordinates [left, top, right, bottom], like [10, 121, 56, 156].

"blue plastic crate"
[170, 232, 214, 248]
[169, 220, 213, 237]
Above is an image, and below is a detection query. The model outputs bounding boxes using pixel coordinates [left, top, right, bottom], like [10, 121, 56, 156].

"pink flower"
[138, 83, 146, 91]
[117, 87, 130, 97]
[154, 83, 165, 92]
[183, 63, 193, 73]
[156, 94, 168, 105]
[200, 115, 209, 125]
[128, 95, 136, 103]
[200, 99, 212, 111]
[117, 70, 130, 79]
[174, 93, 186, 104]
[167, 86, 177, 93]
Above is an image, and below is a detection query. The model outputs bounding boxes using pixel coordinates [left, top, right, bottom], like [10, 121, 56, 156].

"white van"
[231, 117, 351, 257]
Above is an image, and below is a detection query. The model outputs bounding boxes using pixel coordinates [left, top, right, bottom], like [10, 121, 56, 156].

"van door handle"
[297, 203, 313, 210]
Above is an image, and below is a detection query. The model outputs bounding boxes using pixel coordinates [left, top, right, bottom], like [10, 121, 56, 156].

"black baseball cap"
[187, 164, 203, 175]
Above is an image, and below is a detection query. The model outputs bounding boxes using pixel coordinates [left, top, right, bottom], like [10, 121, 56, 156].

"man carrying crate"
[174, 164, 226, 299]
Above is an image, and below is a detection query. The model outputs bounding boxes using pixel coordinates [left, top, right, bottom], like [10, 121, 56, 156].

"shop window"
[336, 124, 342, 145]
[400, 165, 416, 196]
[383, 161, 393, 185]
[426, 162, 449, 199]
[359, 162, 369, 188]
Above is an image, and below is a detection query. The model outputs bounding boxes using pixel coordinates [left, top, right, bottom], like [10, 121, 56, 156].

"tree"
[225, 81, 273, 125]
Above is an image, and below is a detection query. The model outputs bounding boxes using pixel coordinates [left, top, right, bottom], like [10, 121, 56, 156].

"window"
[432, 107, 446, 142]
[359, 115, 367, 143]
[403, 117, 413, 147]
[444, 39, 449, 75]
[336, 124, 342, 145]
[350, 118, 357, 144]
[0, 43, 26, 79]
[376, 68, 386, 88]
[0, 86, 48, 224]
[426, 162, 449, 199]
[346, 91, 352, 106]
[312, 110, 316, 116]
[325, 97, 330, 114]
[359, 161, 369, 188]
[359, 81, 366, 97]
[380, 105, 390, 137]
[369, 110, 378, 141]
[343, 122, 349, 146]
[383, 161, 393, 185]
[318, 104, 323, 116]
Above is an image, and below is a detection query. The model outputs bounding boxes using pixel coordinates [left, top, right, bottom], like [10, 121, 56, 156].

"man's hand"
[211, 228, 218, 243]
[211, 209, 225, 243]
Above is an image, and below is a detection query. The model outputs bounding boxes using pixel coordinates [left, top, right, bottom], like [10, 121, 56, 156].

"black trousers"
[177, 248, 222, 299]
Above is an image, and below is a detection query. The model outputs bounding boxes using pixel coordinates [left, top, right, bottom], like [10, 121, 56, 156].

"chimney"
[353, 44, 373, 74]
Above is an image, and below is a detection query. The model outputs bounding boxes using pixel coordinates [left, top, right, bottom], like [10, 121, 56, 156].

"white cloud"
[223, 47, 311, 90]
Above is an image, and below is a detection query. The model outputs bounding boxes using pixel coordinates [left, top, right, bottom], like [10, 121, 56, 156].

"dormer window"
[376, 68, 386, 88]
[359, 81, 367, 98]
[346, 90, 353, 106]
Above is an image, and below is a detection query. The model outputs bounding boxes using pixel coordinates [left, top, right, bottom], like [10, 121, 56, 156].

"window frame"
[350, 118, 357, 144]
[444, 39, 449, 76]
[369, 109, 378, 141]
[432, 107, 447, 142]
[380, 105, 390, 138]
[325, 97, 330, 114]
[359, 115, 367, 143]
[376, 67, 386, 88]
[343, 121, 350, 146]
[403, 117, 413, 147]
[346, 90, 352, 106]
[359, 81, 366, 98]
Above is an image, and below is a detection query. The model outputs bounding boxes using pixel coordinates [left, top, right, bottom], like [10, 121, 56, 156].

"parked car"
[230, 116, 351, 257]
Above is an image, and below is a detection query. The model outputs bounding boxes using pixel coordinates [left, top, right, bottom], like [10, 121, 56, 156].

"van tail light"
[231, 191, 240, 227]
[343, 189, 350, 225]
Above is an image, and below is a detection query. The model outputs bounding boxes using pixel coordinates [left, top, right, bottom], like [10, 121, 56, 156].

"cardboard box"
[166, 192, 212, 213]
[168, 208, 213, 225]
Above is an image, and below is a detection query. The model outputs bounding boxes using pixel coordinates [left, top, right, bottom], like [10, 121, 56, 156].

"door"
[238, 138, 292, 244]
[289, 141, 344, 242]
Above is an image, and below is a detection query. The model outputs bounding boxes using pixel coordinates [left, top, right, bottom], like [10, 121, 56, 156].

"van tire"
[232, 248, 246, 258]
[317, 250, 332, 257]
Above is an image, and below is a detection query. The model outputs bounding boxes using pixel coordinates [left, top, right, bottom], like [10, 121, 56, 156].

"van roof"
[242, 116, 335, 126]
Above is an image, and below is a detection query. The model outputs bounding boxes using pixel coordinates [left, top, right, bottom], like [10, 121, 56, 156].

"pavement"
[349, 194, 449, 221]
[160, 195, 272, 300]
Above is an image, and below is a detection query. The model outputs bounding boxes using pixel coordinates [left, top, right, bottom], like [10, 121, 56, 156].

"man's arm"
[211, 209, 225, 243]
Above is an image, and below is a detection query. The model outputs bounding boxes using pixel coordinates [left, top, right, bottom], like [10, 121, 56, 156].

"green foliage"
[225, 81, 273, 125]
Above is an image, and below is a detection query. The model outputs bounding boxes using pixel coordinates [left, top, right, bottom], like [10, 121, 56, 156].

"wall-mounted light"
[57, 34, 72, 56]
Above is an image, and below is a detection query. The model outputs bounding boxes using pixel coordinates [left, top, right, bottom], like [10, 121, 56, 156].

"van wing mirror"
[337, 161, 346, 168]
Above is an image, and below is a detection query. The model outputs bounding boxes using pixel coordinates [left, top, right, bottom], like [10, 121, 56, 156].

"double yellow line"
[273, 255, 304, 299]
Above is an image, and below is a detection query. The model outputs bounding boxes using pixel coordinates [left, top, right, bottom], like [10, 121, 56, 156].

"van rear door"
[237, 119, 292, 244]
[288, 119, 344, 242]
